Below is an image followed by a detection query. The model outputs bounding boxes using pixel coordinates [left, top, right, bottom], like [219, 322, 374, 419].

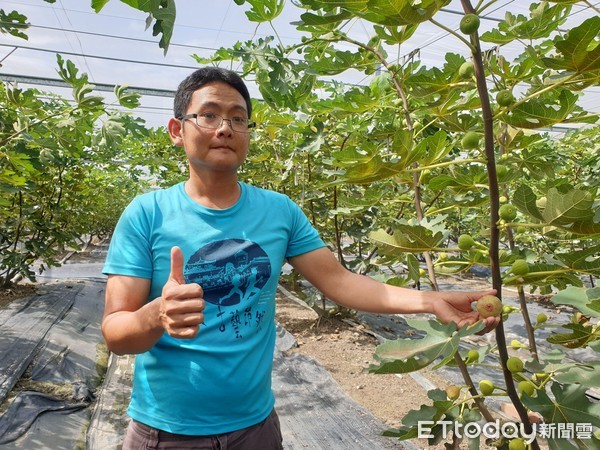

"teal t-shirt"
[102, 182, 325, 435]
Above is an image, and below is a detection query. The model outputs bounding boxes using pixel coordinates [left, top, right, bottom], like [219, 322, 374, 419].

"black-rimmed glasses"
[179, 112, 256, 133]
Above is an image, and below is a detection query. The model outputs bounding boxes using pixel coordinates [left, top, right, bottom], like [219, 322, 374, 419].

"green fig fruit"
[458, 234, 475, 250]
[479, 379, 495, 396]
[460, 14, 480, 34]
[476, 295, 502, 318]
[507, 356, 524, 373]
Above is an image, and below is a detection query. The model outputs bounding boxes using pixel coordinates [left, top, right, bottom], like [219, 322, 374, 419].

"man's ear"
[168, 117, 184, 147]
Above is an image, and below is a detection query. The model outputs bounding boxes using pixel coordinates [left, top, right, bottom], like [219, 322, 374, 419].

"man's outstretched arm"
[289, 247, 499, 332]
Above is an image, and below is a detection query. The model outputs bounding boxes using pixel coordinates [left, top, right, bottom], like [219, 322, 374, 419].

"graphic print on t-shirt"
[185, 239, 272, 337]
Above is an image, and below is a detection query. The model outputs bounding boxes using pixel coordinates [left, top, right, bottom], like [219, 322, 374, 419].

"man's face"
[169, 81, 251, 174]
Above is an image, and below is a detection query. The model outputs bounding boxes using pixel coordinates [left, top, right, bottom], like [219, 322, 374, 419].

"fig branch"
[498, 130, 540, 362]
[453, 353, 494, 422]
[459, 0, 539, 447]
[336, 32, 440, 290]
[428, 18, 476, 52]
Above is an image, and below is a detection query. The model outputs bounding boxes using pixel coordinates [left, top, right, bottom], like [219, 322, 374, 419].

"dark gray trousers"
[122, 409, 284, 450]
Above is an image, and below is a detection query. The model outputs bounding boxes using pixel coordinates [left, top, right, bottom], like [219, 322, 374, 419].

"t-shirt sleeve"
[284, 197, 326, 258]
[102, 196, 153, 279]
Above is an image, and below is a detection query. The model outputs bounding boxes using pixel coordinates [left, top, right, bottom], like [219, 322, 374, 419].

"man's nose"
[217, 118, 234, 134]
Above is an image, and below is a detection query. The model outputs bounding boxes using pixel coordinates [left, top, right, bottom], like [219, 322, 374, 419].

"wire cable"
[0, 43, 201, 70]
[55, 0, 95, 81]
[0, 22, 221, 52]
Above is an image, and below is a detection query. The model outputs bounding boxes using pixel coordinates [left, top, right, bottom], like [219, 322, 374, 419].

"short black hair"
[173, 67, 252, 119]
[173, 67, 252, 118]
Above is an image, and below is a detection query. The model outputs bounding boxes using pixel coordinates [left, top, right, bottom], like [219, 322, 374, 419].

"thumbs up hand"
[159, 246, 205, 339]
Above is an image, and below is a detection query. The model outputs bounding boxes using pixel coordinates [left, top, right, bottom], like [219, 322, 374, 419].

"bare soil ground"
[0, 284, 37, 309]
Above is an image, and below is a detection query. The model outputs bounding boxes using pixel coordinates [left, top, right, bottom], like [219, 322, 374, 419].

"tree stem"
[460, 0, 539, 447]
[454, 353, 495, 422]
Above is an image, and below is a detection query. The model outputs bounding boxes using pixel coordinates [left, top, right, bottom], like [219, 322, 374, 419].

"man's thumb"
[169, 246, 186, 285]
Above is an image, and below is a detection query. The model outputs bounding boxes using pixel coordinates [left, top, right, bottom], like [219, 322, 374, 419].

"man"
[102, 67, 499, 450]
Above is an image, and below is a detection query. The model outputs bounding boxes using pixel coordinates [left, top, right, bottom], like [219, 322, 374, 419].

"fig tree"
[496, 164, 508, 179]
[458, 61, 475, 79]
[533, 372, 549, 382]
[536, 313, 548, 324]
[458, 234, 475, 250]
[461, 130, 480, 149]
[510, 339, 527, 350]
[446, 385, 461, 400]
[508, 438, 527, 450]
[479, 379, 495, 396]
[511, 259, 529, 276]
[499, 204, 518, 221]
[518, 380, 535, 396]
[496, 89, 515, 106]
[476, 295, 502, 318]
[466, 349, 479, 363]
[460, 14, 480, 34]
[507, 356, 524, 373]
